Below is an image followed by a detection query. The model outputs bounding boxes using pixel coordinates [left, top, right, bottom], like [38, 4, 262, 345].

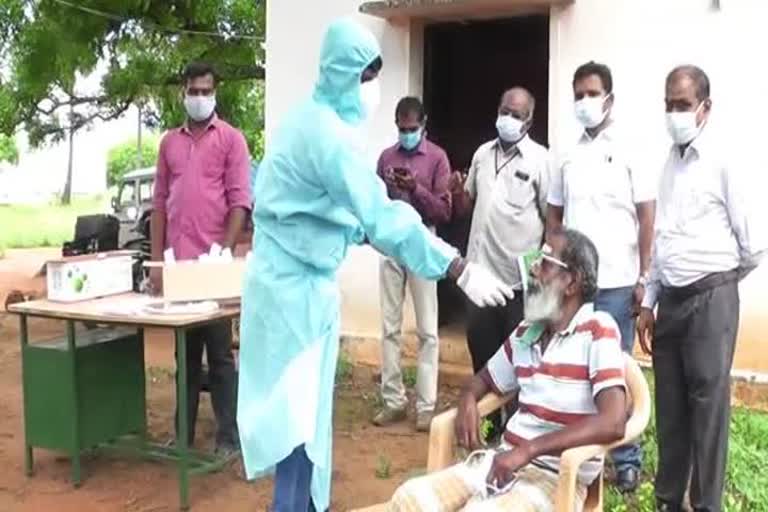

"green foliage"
[0, 0, 265, 154]
[480, 418, 494, 444]
[403, 367, 418, 389]
[0, 133, 18, 164]
[246, 108, 266, 161]
[335, 350, 353, 385]
[375, 454, 392, 480]
[0, 196, 107, 249]
[106, 136, 159, 186]
[604, 370, 768, 511]
[723, 408, 768, 509]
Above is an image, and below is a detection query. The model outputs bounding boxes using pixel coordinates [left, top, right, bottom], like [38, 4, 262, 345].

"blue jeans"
[273, 445, 317, 512]
[595, 287, 642, 472]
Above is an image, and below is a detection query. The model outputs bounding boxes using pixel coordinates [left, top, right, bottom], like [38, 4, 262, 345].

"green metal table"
[8, 293, 241, 510]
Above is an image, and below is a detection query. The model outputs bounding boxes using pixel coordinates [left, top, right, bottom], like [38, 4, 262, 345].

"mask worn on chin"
[359, 78, 381, 120]
[184, 94, 216, 122]
[496, 114, 528, 143]
[399, 128, 423, 151]
[574, 94, 610, 129]
[666, 102, 705, 145]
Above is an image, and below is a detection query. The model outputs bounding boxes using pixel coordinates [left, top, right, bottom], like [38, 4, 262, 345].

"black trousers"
[175, 319, 238, 447]
[465, 294, 524, 431]
[465, 293, 525, 373]
[653, 273, 739, 512]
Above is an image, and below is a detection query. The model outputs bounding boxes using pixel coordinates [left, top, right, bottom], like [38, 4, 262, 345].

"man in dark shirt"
[373, 96, 452, 431]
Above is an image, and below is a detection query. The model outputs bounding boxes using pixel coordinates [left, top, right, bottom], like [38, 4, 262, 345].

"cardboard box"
[47, 251, 135, 302]
[149, 258, 247, 303]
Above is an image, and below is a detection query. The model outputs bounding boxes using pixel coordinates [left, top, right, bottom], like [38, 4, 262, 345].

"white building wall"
[551, 0, 768, 369]
[549, 0, 766, 166]
[265, 0, 423, 337]
[265, 0, 768, 370]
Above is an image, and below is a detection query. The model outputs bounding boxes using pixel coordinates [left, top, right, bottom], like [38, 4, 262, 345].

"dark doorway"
[424, 15, 550, 326]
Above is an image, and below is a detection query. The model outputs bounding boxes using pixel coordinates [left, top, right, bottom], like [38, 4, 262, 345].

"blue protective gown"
[237, 19, 458, 510]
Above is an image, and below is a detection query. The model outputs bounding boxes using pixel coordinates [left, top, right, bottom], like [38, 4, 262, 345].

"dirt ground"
[0, 249, 455, 511]
[3, 249, 768, 512]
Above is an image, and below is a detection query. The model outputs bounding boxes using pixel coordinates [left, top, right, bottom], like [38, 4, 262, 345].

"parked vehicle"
[111, 166, 155, 250]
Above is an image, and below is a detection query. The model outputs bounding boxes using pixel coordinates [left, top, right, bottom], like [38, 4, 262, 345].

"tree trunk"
[135, 103, 143, 170]
[61, 105, 75, 205]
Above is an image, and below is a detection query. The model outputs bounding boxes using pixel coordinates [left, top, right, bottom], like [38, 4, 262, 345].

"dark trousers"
[273, 445, 317, 512]
[466, 294, 524, 431]
[653, 275, 739, 512]
[175, 320, 238, 447]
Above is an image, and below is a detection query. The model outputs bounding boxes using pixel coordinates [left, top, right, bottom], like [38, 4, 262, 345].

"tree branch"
[154, 64, 264, 86]
[36, 95, 110, 116]
[33, 99, 133, 140]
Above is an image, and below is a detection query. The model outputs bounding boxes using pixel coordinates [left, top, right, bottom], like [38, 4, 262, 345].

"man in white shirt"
[463, 87, 550, 435]
[546, 61, 655, 491]
[637, 66, 766, 512]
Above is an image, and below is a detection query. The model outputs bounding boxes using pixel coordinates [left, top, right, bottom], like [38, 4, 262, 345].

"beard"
[524, 279, 563, 324]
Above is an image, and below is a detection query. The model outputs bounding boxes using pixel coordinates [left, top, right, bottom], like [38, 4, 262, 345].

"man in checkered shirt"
[385, 228, 628, 511]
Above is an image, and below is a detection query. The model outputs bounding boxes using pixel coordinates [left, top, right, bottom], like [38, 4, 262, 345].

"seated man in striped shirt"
[385, 228, 628, 512]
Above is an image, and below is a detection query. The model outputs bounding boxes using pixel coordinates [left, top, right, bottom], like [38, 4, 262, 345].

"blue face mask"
[399, 128, 423, 151]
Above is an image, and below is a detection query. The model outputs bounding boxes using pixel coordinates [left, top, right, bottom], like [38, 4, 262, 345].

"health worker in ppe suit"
[237, 18, 514, 512]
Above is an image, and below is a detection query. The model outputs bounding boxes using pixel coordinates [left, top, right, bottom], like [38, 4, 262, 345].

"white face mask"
[666, 102, 705, 145]
[184, 94, 216, 122]
[496, 114, 528, 143]
[359, 78, 381, 120]
[574, 95, 610, 129]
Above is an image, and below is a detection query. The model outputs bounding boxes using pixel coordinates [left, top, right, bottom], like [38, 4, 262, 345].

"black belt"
[661, 269, 740, 302]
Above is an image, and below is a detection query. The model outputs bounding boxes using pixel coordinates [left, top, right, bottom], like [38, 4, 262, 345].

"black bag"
[62, 214, 120, 256]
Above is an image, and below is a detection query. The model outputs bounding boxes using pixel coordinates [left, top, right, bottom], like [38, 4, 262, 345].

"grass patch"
[146, 366, 174, 384]
[403, 366, 417, 389]
[0, 196, 107, 249]
[335, 349, 353, 385]
[375, 454, 392, 480]
[604, 370, 768, 511]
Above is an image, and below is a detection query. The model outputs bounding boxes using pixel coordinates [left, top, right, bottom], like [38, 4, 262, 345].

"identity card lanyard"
[495, 145, 520, 177]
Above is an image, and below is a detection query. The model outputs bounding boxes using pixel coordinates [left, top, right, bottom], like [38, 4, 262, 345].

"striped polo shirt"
[484, 302, 626, 486]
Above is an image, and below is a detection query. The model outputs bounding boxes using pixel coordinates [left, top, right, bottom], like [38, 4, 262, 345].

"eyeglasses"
[531, 253, 569, 273]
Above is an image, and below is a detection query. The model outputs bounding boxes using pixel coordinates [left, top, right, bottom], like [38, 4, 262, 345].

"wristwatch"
[637, 272, 650, 287]
[448, 257, 467, 281]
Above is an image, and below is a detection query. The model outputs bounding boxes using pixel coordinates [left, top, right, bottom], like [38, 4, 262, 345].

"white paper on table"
[209, 243, 223, 258]
[142, 300, 220, 316]
[96, 296, 219, 317]
[200, 244, 232, 263]
[163, 248, 176, 265]
[96, 295, 156, 316]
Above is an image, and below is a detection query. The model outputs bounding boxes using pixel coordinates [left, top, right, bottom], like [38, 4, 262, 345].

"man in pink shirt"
[151, 61, 252, 455]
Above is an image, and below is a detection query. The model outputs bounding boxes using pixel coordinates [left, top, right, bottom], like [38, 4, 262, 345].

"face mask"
[184, 94, 216, 122]
[496, 114, 528, 143]
[359, 78, 381, 119]
[399, 128, 423, 151]
[666, 102, 705, 145]
[574, 95, 609, 129]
